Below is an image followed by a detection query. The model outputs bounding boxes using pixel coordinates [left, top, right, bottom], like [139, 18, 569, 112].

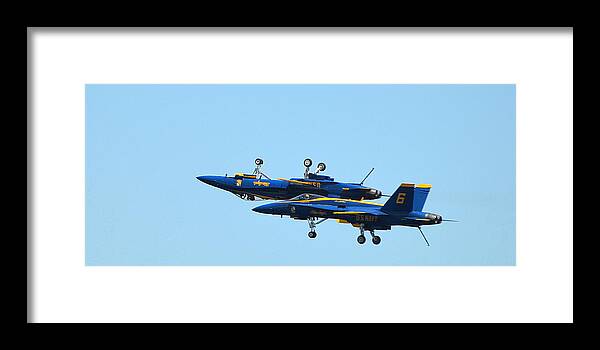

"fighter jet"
[196, 158, 383, 201]
[252, 183, 456, 245]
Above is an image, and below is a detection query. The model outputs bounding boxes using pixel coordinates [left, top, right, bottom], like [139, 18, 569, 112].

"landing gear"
[368, 230, 381, 245]
[304, 158, 312, 178]
[308, 217, 317, 232]
[303, 158, 326, 177]
[315, 162, 326, 174]
[306, 217, 328, 239]
[357, 225, 380, 245]
[252, 158, 270, 179]
[357, 225, 366, 244]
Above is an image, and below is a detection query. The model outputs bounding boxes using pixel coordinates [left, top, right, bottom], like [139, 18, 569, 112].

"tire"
[308, 231, 317, 239]
[357, 235, 366, 244]
[304, 158, 313, 167]
[317, 162, 326, 172]
[372, 236, 381, 245]
[255, 158, 263, 165]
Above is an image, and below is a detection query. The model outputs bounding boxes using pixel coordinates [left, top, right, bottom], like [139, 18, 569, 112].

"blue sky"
[85, 84, 515, 265]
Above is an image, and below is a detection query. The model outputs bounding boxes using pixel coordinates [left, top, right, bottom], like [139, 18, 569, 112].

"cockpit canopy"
[289, 193, 326, 201]
[306, 173, 334, 181]
[233, 173, 257, 179]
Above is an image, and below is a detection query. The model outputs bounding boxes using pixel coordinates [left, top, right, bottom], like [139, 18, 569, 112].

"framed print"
[28, 28, 573, 323]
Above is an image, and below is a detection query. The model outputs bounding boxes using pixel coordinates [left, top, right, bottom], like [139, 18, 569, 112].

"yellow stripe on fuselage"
[283, 179, 312, 185]
[279, 178, 323, 188]
[277, 178, 311, 184]
[235, 173, 257, 179]
[291, 197, 384, 207]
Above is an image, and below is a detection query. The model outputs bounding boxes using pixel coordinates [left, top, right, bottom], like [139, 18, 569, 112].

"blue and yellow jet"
[252, 183, 455, 245]
[197, 158, 383, 201]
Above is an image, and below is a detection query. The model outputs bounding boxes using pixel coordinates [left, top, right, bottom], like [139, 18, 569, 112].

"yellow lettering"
[356, 214, 377, 222]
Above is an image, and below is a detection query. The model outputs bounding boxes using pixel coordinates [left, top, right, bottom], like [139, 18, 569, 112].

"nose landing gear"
[252, 158, 270, 179]
[306, 217, 328, 239]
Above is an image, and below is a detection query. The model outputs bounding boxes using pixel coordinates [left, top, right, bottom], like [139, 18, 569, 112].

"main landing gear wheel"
[357, 225, 367, 244]
[317, 162, 326, 172]
[304, 158, 313, 167]
[368, 230, 380, 245]
[308, 231, 317, 239]
[255, 158, 263, 166]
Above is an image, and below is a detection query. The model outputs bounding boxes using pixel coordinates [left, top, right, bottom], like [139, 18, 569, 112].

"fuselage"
[197, 173, 382, 201]
[252, 195, 443, 231]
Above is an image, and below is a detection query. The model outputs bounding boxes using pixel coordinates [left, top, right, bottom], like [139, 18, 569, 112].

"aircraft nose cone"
[196, 175, 219, 187]
[252, 203, 276, 214]
[252, 204, 270, 214]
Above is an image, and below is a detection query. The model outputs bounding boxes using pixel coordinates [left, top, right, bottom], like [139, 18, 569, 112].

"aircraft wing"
[290, 203, 387, 216]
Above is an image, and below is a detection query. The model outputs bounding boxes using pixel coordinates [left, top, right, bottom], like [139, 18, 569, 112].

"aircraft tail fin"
[382, 183, 431, 213]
